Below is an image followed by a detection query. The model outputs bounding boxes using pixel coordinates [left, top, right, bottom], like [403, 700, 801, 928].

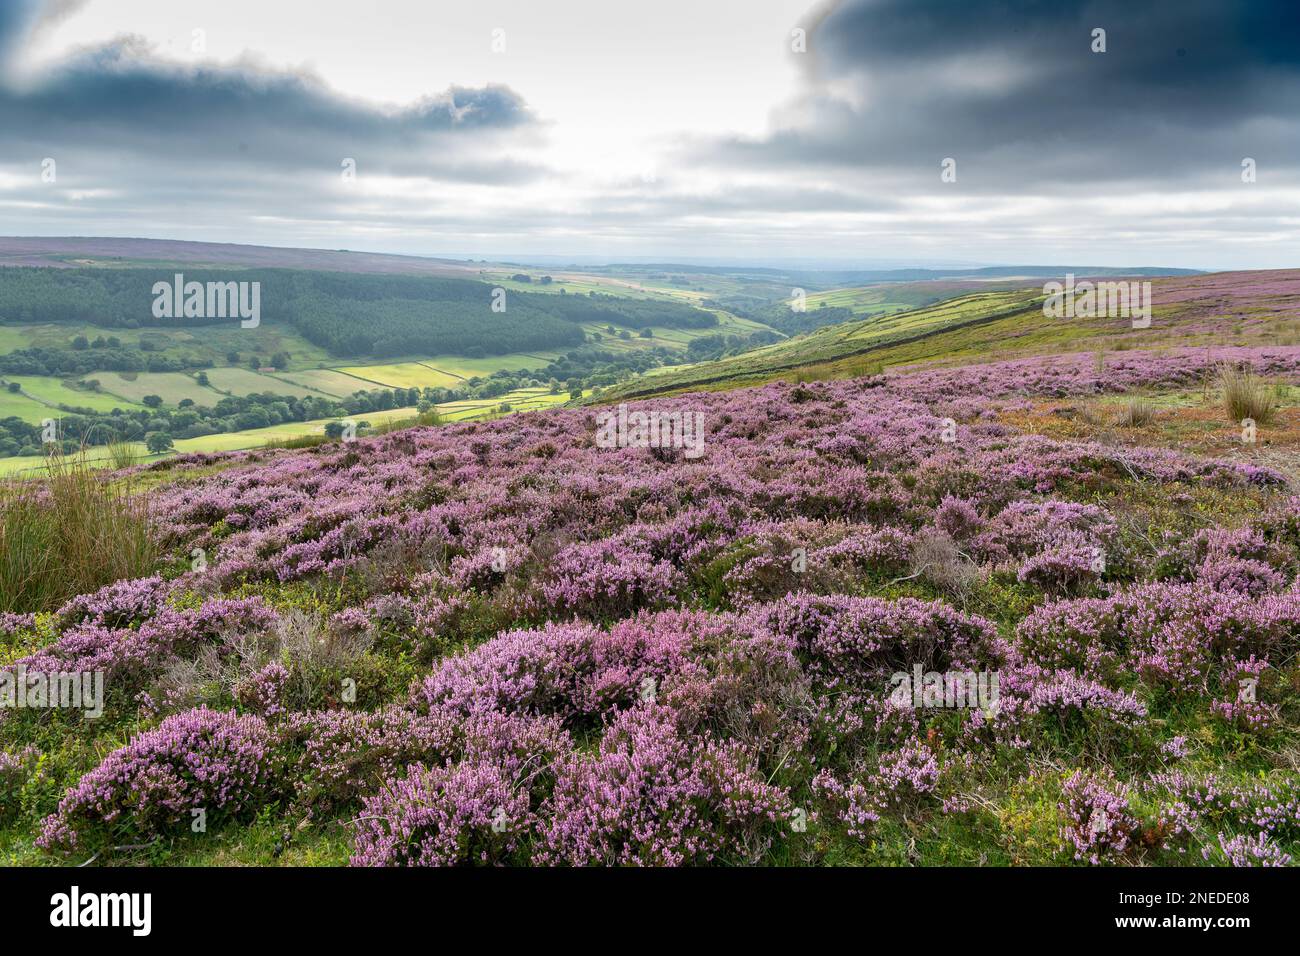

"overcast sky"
[1, 0, 1297, 269]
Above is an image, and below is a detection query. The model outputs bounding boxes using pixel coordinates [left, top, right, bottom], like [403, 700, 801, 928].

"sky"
[1, 0, 1298, 269]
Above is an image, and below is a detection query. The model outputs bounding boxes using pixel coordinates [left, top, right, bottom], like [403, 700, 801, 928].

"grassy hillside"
[605, 270, 1300, 400]
[605, 288, 1044, 398]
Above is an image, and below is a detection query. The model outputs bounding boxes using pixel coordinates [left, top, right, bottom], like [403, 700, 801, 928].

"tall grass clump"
[1116, 397, 1155, 428]
[0, 454, 158, 613]
[262, 433, 332, 451]
[106, 440, 137, 469]
[1218, 364, 1276, 424]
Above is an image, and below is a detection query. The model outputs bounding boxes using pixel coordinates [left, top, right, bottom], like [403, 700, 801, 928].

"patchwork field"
[803, 277, 1040, 316]
[91, 371, 222, 405]
[201, 367, 326, 399]
[0, 385, 577, 475]
[169, 407, 423, 453]
[334, 362, 468, 390]
[274, 368, 386, 398]
[3, 375, 145, 413]
[435, 387, 569, 421]
[0, 319, 337, 371]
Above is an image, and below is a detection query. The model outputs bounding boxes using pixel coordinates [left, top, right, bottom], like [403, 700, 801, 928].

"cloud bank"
[0, 0, 1297, 267]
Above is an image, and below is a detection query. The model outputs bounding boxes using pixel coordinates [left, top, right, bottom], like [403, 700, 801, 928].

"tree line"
[0, 268, 718, 360]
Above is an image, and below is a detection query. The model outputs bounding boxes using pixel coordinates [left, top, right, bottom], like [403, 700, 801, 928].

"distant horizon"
[0, 234, 1225, 275]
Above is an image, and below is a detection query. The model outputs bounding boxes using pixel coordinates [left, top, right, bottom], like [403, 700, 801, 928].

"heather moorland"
[4, 289, 1300, 866]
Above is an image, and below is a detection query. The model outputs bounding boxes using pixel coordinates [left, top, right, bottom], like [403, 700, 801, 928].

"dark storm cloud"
[706, 0, 1300, 190]
[0, 0, 40, 55]
[0, 1, 541, 186]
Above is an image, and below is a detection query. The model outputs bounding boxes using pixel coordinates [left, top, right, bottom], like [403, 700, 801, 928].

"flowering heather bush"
[54, 575, 174, 630]
[351, 758, 533, 867]
[712, 519, 911, 606]
[0, 611, 36, 640]
[19, 597, 280, 699]
[1013, 582, 1300, 698]
[286, 707, 459, 811]
[1059, 771, 1139, 865]
[1016, 534, 1102, 595]
[1209, 832, 1293, 867]
[753, 593, 1007, 691]
[37, 707, 286, 853]
[934, 496, 984, 541]
[539, 537, 683, 619]
[414, 610, 736, 726]
[815, 741, 946, 834]
[1148, 770, 1300, 864]
[237, 660, 289, 718]
[535, 704, 789, 866]
[812, 770, 880, 839]
[16, 348, 1300, 867]
[883, 344, 1300, 405]
[348, 707, 572, 866]
[1209, 657, 1277, 732]
[1196, 557, 1285, 596]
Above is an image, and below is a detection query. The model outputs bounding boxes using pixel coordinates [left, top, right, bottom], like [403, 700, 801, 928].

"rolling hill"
[604, 270, 1300, 400]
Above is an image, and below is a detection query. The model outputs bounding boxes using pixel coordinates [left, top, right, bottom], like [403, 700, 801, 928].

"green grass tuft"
[0, 453, 158, 613]
[1218, 364, 1276, 424]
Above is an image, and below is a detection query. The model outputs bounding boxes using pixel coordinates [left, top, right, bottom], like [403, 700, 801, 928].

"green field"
[0, 389, 52, 424]
[334, 362, 465, 390]
[0, 386, 579, 475]
[0, 327, 31, 352]
[419, 354, 558, 379]
[2, 375, 144, 414]
[91, 371, 222, 405]
[435, 387, 569, 421]
[337, 353, 576, 390]
[0, 319, 336, 370]
[0, 442, 134, 476]
[171, 407, 424, 453]
[202, 366, 326, 399]
[800, 278, 1035, 316]
[479, 266, 807, 309]
[274, 368, 379, 398]
[0, 409, 423, 474]
[580, 310, 776, 354]
[478, 270, 691, 300]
